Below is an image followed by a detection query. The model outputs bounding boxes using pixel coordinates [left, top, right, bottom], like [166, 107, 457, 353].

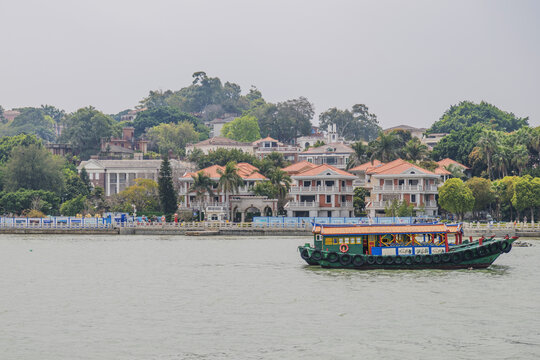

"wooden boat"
[298, 223, 516, 269]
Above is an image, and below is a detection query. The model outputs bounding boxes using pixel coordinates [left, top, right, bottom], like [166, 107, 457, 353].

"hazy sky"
[1, 0, 539, 128]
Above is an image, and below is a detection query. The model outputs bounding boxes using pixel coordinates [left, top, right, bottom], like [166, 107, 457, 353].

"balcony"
[289, 185, 354, 194]
[372, 184, 438, 193]
[285, 201, 354, 209]
[369, 200, 438, 209]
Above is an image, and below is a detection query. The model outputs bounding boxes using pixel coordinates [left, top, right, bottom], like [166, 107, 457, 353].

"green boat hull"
[298, 238, 514, 270]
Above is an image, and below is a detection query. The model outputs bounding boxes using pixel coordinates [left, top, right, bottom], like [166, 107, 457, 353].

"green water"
[0, 235, 539, 359]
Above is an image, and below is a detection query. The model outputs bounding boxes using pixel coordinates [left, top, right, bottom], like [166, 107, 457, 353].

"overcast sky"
[1, 0, 539, 128]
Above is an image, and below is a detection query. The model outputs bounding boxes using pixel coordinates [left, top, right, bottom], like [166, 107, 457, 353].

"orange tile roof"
[437, 158, 470, 170]
[349, 160, 384, 172]
[253, 136, 279, 145]
[281, 161, 317, 174]
[434, 167, 452, 175]
[294, 164, 356, 177]
[366, 159, 437, 176]
[183, 163, 267, 180]
[314, 223, 450, 235]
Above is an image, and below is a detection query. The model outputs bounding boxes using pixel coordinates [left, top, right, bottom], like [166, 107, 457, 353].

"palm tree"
[477, 129, 499, 179]
[189, 172, 216, 221]
[346, 141, 369, 169]
[444, 164, 466, 180]
[511, 145, 529, 175]
[369, 132, 399, 163]
[217, 161, 244, 221]
[402, 138, 428, 161]
[269, 168, 292, 214]
[492, 146, 510, 178]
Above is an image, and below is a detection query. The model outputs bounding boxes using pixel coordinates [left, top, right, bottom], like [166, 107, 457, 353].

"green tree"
[0, 189, 60, 215]
[476, 129, 499, 179]
[191, 148, 257, 169]
[512, 175, 540, 223]
[60, 195, 87, 216]
[269, 168, 291, 214]
[438, 178, 474, 220]
[147, 121, 200, 157]
[116, 178, 159, 214]
[189, 172, 216, 221]
[133, 106, 207, 138]
[369, 132, 400, 162]
[60, 107, 118, 159]
[253, 181, 278, 199]
[353, 187, 369, 216]
[7, 108, 56, 141]
[255, 98, 313, 144]
[465, 177, 494, 217]
[0, 134, 42, 163]
[158, 157, 178, 219]
[431, 123, 485, 167]
[221, 115, 261, 142]
[217, 162, 244, 219]
[79, 167, 92, 194]
[3, 144, 64, 194]
[429, 101, 528, 134]
[403, 138, 429, 161]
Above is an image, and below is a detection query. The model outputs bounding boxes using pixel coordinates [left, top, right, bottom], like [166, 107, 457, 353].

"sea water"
[0, 235, 539, 359]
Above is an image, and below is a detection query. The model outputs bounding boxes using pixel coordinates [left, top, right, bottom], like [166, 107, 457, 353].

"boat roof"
[313, 223, 460, 236]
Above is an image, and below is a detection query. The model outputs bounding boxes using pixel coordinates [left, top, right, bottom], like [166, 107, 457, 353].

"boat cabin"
[313, 223, 463, 256]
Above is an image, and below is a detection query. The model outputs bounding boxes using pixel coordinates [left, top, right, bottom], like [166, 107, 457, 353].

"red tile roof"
[434, 167, 452, 175]
[437, 158, 470, 170]
[253, 136, 279, 145]
[349, 160, 384, 172]
[281, 161, 317, 175]
[294, 164, 356, 178]
[366, 159, 437, 176]
[183, 163, 267, 180]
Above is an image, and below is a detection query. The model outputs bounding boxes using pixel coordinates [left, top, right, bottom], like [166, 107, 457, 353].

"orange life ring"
[161, 216, 166, 222]
[339, 243, 349, 253]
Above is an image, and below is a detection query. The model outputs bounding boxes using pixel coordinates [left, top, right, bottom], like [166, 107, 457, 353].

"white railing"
[285, 201, 320, 208]
[370, 200, 437, 208]
[372, 185, 438, 192]
[463, 222, 540, 231]
[289, 185, 354, 193]
[126, 221, 311, 230]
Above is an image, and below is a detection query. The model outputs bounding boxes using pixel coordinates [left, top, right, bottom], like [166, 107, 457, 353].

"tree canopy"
[6, 107, 56, 141]
[221, 115, 261, 142]
[132, 106, 208, 138]
[147, 121, 200, 157]
[429, 101, 528, 134]
[319, 104, 380, 141]
[3, 144, 64, 194]
[60, 107, 118, 159]
[438, 178, 474, 220]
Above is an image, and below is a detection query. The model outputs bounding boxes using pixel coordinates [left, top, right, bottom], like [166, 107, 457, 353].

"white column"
[106, 172, 111, 196]
[116, 173, 120, 194]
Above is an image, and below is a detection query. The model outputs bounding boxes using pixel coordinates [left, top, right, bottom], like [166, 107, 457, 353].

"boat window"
[325, 237, 333, 245]
[333, 238, 338, 245]
[339, 237, 344, 244]
[344, 238, 349, 244]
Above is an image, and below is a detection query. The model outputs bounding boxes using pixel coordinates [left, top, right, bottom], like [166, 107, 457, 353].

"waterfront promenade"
[1, 218, 540, 237]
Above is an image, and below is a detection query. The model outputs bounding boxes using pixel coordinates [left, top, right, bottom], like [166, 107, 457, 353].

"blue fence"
[253, 216, 417, 226]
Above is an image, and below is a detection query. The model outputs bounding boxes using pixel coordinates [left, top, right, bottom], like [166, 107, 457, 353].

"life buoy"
[339, 244, 349, 253]
[161, 216, 166, 223]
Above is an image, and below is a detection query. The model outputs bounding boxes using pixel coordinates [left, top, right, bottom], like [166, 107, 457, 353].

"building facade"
[285, 164, 356, 218]
[101, 127, 148, 157]
[297, 143, 355, 170]
[185, 137, 255, 155]
[78, 159, 195, 196]
[253, 136, 301, 162]
[178, 163, 277, 221]
[364, 159, 441, 217]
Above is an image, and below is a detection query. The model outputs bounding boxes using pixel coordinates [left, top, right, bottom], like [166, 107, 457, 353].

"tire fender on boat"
[311, 250, 322, 261]
[502, 242, 512, 253]
[352, 255, 365, 267]
[328, 252, 339, 263]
